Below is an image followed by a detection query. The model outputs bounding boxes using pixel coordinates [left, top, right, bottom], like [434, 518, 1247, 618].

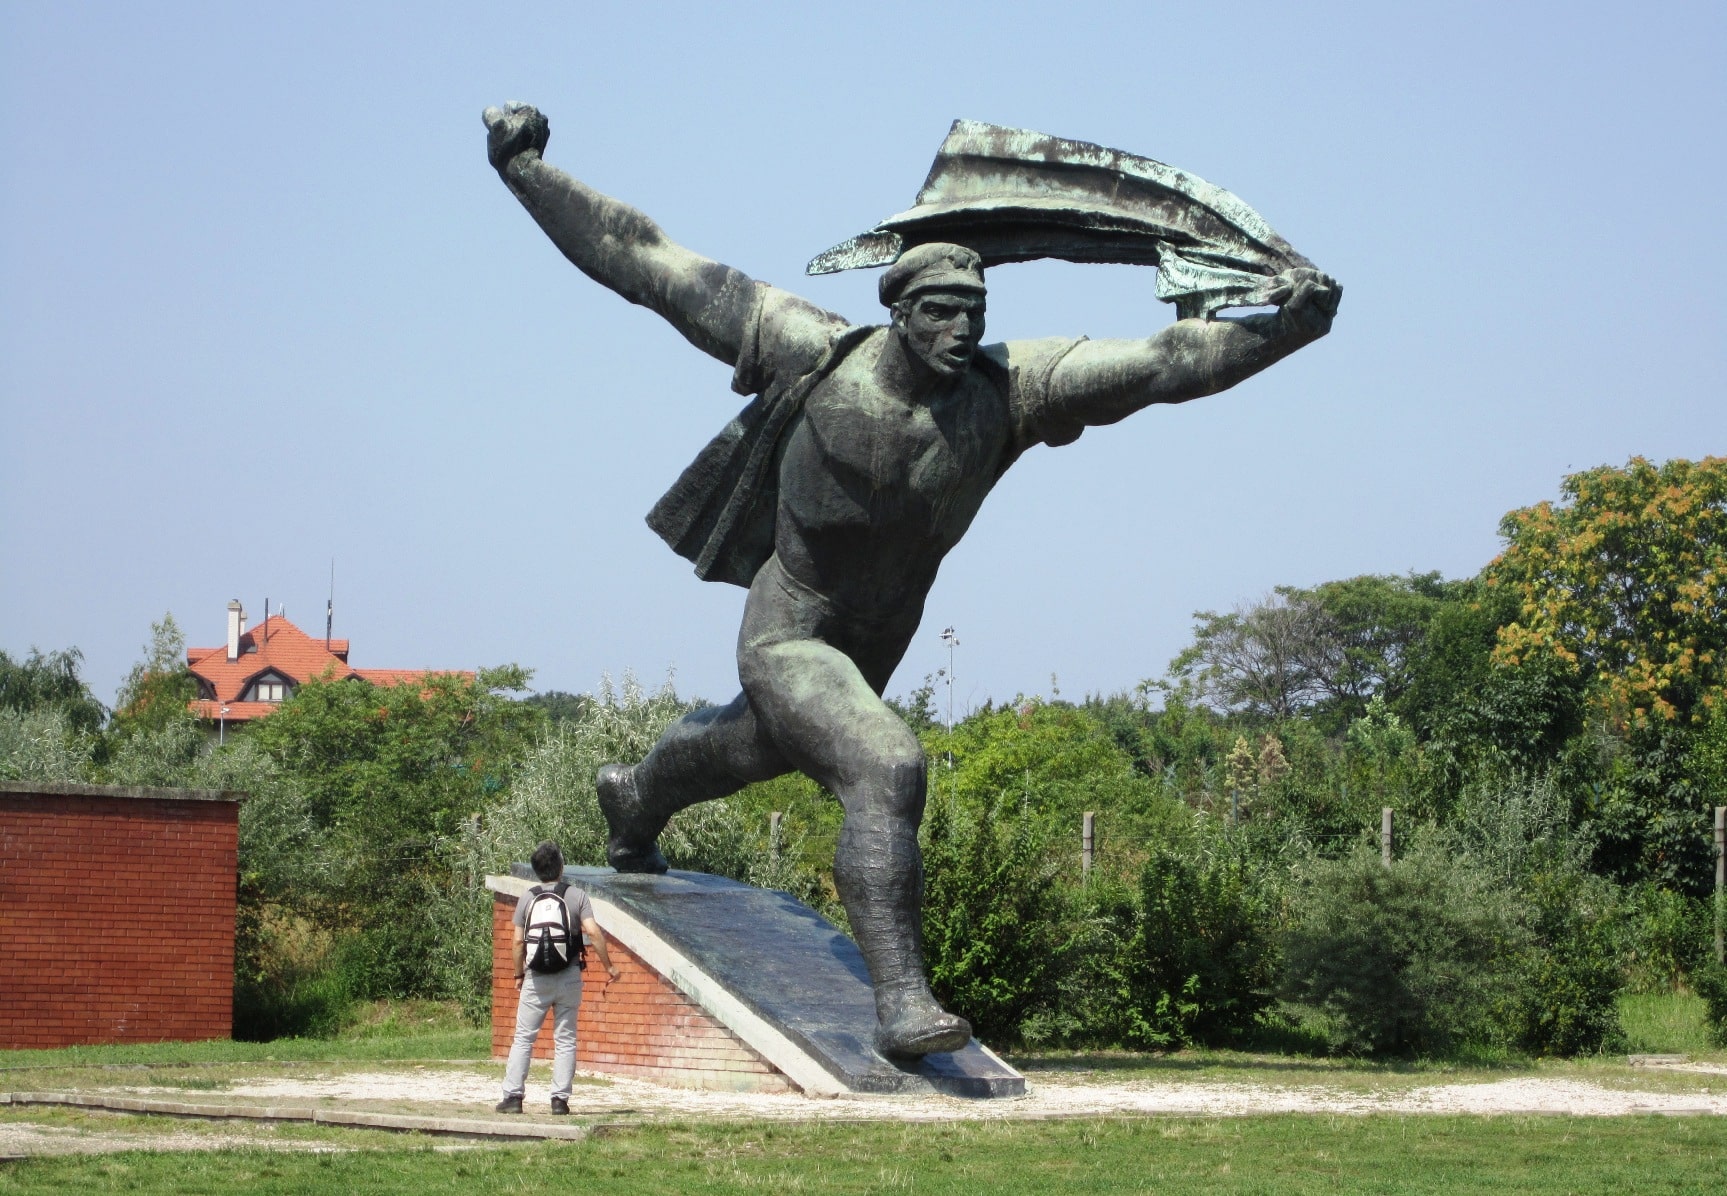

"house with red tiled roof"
[187, 600, 471, 724]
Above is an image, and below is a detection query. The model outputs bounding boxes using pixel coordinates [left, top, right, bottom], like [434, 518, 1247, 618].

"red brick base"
[491, 891, 791, 1092]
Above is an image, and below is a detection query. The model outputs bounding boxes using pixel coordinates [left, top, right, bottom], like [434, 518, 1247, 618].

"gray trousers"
[501, 966, 584, 1100]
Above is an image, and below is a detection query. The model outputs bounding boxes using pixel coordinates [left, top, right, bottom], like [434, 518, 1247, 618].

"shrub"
[1511, 867, 1625, 1055]
[1280, 843, 1528, 1055]
[1018, 875, 1139, 1049]
[232, 905, 354, 1041]
[0, 707, 92, 782]
[1622, 884, 1712, 993]
[1694, 960, 1727, 1048]
[921, 797, 1061, 1045]
[1117, 842, 1279, 1048]
[1412, 770, 1625, 1055]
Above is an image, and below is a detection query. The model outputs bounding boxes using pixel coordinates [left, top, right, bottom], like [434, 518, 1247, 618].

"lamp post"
[939, 626, 959, 774]
[219, 705, 230, 746]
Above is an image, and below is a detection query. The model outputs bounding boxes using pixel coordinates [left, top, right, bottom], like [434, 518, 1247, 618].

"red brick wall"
[0, 784, 240, 1049]
[491, 890, 790, 1092]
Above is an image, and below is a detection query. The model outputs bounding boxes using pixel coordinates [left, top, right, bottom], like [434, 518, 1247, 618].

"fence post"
[1082, 811, 1095, 878]
[769, 811, 782, 865]
[1381, 807, 1394, 869]
[1715, 805, 1724, 965]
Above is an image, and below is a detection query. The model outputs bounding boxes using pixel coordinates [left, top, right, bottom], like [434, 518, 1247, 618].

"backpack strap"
[552, 882, 588, 966]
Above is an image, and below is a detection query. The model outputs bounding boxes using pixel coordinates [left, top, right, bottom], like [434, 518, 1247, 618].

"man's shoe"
[494, 1094, 524, 1114]
[551, 1096, 570, 1116]
[596, 764, 669, 874]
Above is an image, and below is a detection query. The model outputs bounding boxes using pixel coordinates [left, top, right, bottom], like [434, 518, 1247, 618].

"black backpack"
[523, 883, 584, 973]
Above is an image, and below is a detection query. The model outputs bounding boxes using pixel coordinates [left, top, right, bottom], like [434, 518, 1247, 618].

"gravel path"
[130, 1068, 1727, 1121]
[6, 1065, 1718, 1157]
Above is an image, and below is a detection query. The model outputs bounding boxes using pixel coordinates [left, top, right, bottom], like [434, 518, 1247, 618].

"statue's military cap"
[878, 242, 985, 306]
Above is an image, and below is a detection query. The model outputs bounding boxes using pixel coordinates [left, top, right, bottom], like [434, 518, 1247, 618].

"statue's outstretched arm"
[484, 105, 758, 365]
[1046, 268, 1341, 427]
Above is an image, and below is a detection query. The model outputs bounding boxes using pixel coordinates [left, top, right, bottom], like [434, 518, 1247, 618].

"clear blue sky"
[3, 1, 1723, 712]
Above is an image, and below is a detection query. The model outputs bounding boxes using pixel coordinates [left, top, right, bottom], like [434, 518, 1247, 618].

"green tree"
[1395, 580, 1584, 792]
[1168, 576, 1457, 729]
[1489, 455, 1727, 728]
[1169, 593, 1332, 720]
[109, 614, 198, 739]
[924, 698, 1184, 842]
[247, 664, 545, 998]
[522, 689, 595, 725]
[0, 646, 106, 732]
[252, 664, 543, 843]
[1297, 573, 1458, 730]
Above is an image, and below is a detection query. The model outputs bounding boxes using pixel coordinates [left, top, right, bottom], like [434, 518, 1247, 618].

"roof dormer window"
[247, 673, 292, 703]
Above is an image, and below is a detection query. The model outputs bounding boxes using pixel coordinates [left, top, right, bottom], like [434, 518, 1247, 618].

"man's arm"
[511, 922, 526, 986]
[580, 916, 622, 982]
[484, 104, 758, 365]
[1044, 268, 1341, 428]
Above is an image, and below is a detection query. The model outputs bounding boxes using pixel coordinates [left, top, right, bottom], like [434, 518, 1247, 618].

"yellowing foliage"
[1487, 456, 1727, 728]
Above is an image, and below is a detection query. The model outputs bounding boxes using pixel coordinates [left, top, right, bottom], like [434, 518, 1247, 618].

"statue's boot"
[595, 764, 669, 874]
[873, 978, 972, 1058]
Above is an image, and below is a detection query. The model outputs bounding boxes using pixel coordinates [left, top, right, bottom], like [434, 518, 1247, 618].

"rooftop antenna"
[326, 559, 335, 650]
[263, 597, 270, 647]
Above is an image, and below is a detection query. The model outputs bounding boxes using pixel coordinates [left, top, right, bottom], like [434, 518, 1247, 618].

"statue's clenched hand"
[483, 103, 550, 175]
[1263, 267, 1342, 339]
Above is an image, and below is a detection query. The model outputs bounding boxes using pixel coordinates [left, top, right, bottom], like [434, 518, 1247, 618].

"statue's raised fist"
[1264, 267, 1341, 338]
[483, 103, 550, 174]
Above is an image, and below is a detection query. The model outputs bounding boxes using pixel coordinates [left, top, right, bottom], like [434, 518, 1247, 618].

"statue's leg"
[739, 637, 971, 1057]
[597, 692, 790, 873]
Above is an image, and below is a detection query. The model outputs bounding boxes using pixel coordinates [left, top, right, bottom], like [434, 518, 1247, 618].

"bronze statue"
[483, 105, 1339, 1058]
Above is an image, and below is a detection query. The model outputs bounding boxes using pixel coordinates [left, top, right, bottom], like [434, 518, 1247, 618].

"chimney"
[226, 600, 244, 663]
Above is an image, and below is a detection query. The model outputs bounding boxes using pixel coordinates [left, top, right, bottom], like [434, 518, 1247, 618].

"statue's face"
[893, 289, 987, 378]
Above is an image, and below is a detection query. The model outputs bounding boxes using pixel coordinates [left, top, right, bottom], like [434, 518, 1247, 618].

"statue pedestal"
[487, 866, 1023, 1098]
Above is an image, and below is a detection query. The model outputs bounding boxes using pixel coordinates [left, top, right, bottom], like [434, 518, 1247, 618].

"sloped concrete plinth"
[499, 866, 1023, 1099]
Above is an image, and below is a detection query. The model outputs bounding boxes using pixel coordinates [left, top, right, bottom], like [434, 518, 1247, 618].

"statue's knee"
[857, 739, 926, 821]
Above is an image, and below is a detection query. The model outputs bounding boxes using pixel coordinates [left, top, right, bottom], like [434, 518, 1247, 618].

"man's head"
[530, 840, 565, 882]
[880, 243, 987, 379]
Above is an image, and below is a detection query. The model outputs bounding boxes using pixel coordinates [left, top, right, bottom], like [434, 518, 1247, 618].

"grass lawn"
[1622, 992, 1721, 1056]
[1, 1115, 1724, 1194]
[2, 994, 1722, 1193]
[0, 1001, 489, 1073]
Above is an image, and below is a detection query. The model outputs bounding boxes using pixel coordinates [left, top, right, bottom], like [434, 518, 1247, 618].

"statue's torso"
[773, 331, 1013, 621]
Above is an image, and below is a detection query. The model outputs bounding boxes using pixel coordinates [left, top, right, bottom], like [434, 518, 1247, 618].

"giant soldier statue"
[484, 105, 1340, 1058]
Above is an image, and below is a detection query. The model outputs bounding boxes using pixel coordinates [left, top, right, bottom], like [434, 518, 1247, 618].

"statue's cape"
[646, 326, 876, 588]
[808, 120, 1316, 319]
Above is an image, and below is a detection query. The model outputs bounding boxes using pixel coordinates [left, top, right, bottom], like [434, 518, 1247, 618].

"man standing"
[497, 840, 619, 1115]
[483, 105, 1338, 1059]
